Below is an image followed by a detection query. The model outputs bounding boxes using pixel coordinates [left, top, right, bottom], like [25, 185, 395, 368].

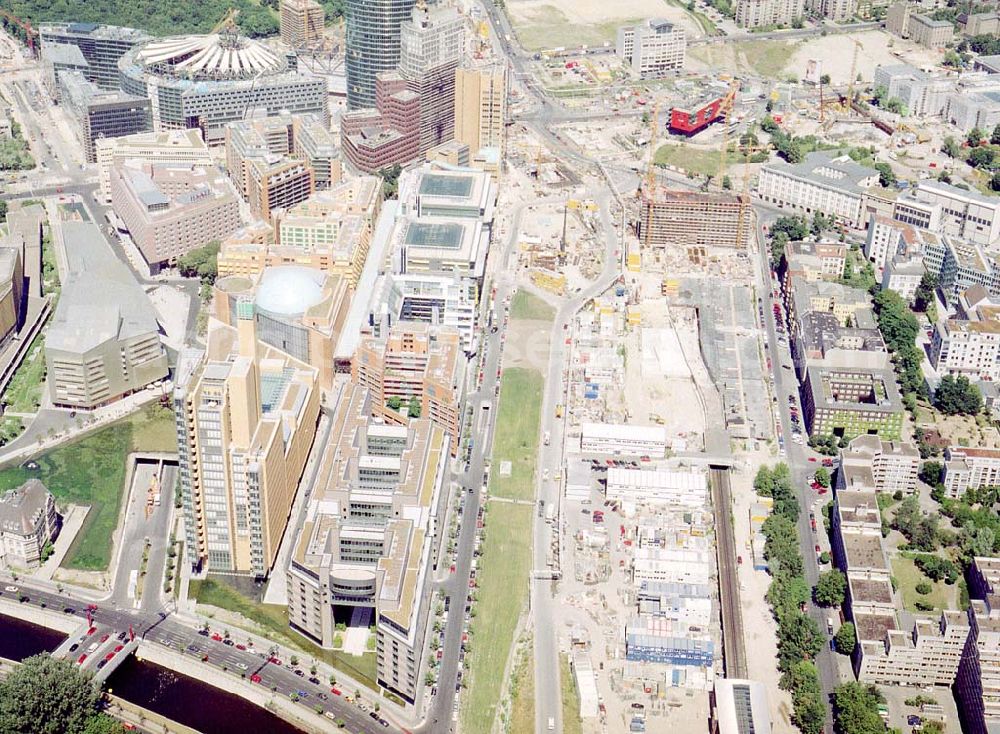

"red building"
[668, 95, 725, 136]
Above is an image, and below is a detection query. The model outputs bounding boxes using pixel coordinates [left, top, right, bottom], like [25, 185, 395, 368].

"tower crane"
[211, 8, 240, 36]
[843, 39, 863, 115]
[717, 78, 741, 187]
[640, 102, 662, 251]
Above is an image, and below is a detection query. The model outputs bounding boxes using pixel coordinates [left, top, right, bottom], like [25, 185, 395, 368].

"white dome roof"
[136, 33, 285, 79]
[255, 267, 326, 316]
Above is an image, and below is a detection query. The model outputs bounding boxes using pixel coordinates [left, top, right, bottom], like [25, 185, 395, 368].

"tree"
[992, 172, 1000, 193]
[833, 682, 885, 734]
[820, 74, 831, 85]
[721, 175, 732, 190]
[913, 272, 938, 313]
[992, 123, 1000, 146]
[874, 161, 896, 188]
[82, 715, 126, 734]
[378, 164, 403, 199]
[387, 396, 402, 411]
[407, 396, 422, 418]
[919, 461, 943, 487]
[968, 127, 985, 147]
[0, 201, 6, 223]
[960, 521, 996, 559]
[914, 554, 959, 584]
[834, 622, 856, 655]
[770, 215, 809, 242]
[943, 49, 963, 68]
[942, 136, 962, 159]
[814, 569, 846, 607]
[934, 374, 983, 416]
[968, 145, 997, 170]
[176, 241, 221, 284]
[814, 467, 830, 488]
[0, 654, 100, 734]
[916, 581, 932, 595]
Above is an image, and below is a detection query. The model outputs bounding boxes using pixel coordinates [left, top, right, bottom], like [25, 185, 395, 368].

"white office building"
[616, 19, 686, 78]
[757, 152, 879, 227]
[580, 422, 667, 457]
[606, 467, 707, 506]
[915, 179, 1000, 248]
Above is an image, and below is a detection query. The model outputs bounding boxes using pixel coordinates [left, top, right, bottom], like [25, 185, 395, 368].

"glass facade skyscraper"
[345, 0, 417, 109]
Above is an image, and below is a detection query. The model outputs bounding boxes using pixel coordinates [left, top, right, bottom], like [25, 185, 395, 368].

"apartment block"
[174, 310, 320, 577]
[249, 158, 315, 223]
[892, 194, 942, 232]
[957, 557, 1000, 734]
[930, 308, 1000, 382]
[871, 64, 952, 118]
[453, 65, 507, 157]
[96, 129, 212, 202]
[806, 0, 857, 22]
[218, 176, 384, 285]
[757, 152, 879, 227]
[0, 480, 59, 570]
[945, 76, 1000, 134]
[734, 0, 806, 28]
[909, 14, 955, 48]
[783, 240, 847, 283]
[352, 324, 466, 455]
[638, 189, 749, 250]
[943, 446, 1000, 498]
[881, 256, 925, 304]
[960, 11, 1000, 35]
[286, 384, 448, 705]
[280, 0, 325, 48]
[915, 179, 1000, 248]
[45, 222, 167, 409]
[790, 310, 887, 380]
[616, 19, 686, 78]
[836, 435, 920, 495]
[801, 362, 903, 440]
[787, 277, 871, 328]
[214, 267, 352, 389]
[110, 161, 242, 267]
[57, 72, 151, 163]
[292, 115, 342, 190]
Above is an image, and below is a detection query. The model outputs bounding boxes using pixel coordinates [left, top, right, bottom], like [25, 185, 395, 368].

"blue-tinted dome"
[255, 266, 325, 317]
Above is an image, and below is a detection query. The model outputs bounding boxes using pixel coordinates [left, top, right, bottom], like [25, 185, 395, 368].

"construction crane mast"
[212, 7, 240, 38]
[844, 39, 863, 115]
[717, 78, 741, 187]
[641, 102, 662, 251]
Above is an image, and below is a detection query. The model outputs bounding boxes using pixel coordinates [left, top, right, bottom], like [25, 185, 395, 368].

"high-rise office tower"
[454, 64, 507, 157]
[345, 0, 417, 109]
[174, 304, 320, 577]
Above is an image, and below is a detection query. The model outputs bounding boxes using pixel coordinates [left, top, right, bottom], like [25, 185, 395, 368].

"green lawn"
[3, 333, 45, 413]
[41, 227, 60, 297]
[460, 503, 534, 733]
[655, 143, 722, 178]
[510, 291, 555, 321]
[892, 556, 953, 614]
[560, 653, 583, 734]
[510, 6, 636, 50]
[0, 404, 176, 570]
[489, 368, 544, 502]
[509, 639, 535, 734]
[189, 577, 378, 690]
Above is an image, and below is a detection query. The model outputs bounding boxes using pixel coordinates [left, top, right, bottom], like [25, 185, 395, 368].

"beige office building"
[0, 479, 59, 570]
[453, 65, 507, 158]
[0, 247, 24, 350]
[46, 222, 167, 409]
[286, 383, 447, 704]
[217, 176, 383, 285]
[836, 435, 920, 495]
[110, 162, 242, 267]
[352, 324, 466, 455]
[213, 266, 352, 389]
[96, 128, 212, 201]
[280, 0, 325, 47]
[174, 308, 320, 577]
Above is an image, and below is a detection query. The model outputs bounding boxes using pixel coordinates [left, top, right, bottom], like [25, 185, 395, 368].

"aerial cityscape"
[0, 0, 998, 733]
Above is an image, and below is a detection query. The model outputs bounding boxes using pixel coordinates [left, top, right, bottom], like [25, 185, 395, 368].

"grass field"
[511, 291, 555, 321]
[560, 654, 583, 734]
[3, 333, 44, 413]
[655, 143, 721, 178]
[460, 503, 534, 733]
[509, 5, 633, 50]
[892, 556, 954, 614]
[0, 404, 176, 570]
[664, 0, 718, 35]
[690, 39, 799, 79]
[189, 577, 379, 689]
[489, 368, 544, 502]
[509, 639, 535, 734]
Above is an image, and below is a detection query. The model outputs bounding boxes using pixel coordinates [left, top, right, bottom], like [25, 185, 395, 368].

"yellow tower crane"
[211, 8, 240, 35]
[640, 102, 662, 251]
[717, 78, 741, 187]
[843, 39, 863, 115]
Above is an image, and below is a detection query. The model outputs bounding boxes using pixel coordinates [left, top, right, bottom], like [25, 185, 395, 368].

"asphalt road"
[753, 212, 839, 729]
[0, 579, 399, 734]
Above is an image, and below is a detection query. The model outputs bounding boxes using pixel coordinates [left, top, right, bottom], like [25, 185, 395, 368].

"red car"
[251, 674, 262, 683]
[87, 604, 98, 612]
[331, 687, 342, 696]
[236, 644, 247, 651]
[822, 459, 834, 467]
[211, 633, 223, 642]
[808, 457, 817, 463]
[815, 545, 821, 553]
[269, 657, 282, 665]
[819, 488, 828, 495]
[77, 654, 87, 665]
[104, 652, 115, 662]
[99, 634, 109, 643]
[113, 645, 123, 653]
[87, 627, 97, 636]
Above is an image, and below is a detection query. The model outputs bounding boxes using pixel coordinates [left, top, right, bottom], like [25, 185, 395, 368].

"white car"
[4, 586, 17, 593]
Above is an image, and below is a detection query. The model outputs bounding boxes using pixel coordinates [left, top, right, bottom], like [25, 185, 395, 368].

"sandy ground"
[785, 31, 909, 85]
[507, 0, 703, 48]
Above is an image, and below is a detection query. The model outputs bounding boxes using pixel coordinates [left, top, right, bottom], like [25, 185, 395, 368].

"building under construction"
[638, 187, 750, 250]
